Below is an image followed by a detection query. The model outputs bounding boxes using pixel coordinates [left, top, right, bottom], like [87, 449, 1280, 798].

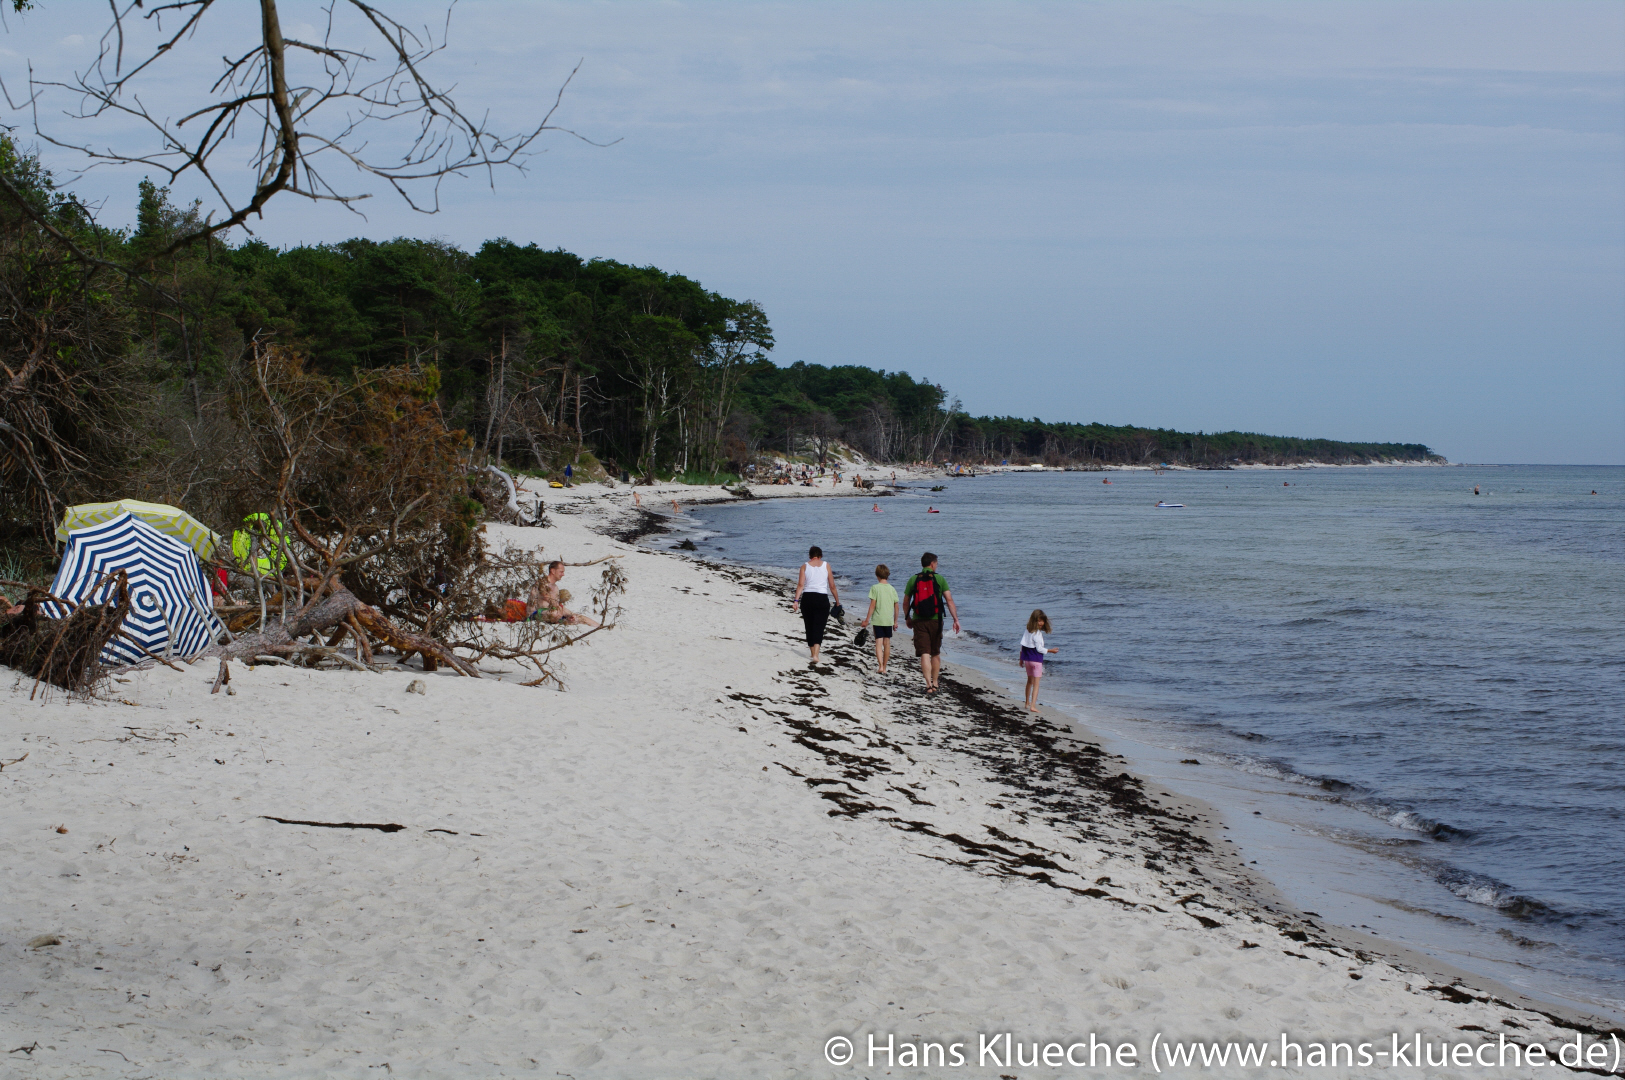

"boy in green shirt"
[860, 564, 902, 675]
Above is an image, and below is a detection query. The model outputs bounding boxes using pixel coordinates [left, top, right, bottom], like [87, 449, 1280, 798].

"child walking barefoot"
[860, 565, 901, 674]
[1019, 609, 1058, 712]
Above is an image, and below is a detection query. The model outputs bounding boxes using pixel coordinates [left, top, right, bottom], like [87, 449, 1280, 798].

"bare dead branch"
[10, 1, 615, 264]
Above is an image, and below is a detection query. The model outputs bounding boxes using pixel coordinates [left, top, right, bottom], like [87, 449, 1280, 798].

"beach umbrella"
[57, 499, 221, 560]
[42, 513, 225, 665]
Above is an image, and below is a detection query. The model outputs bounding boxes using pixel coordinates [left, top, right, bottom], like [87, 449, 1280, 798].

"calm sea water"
[671, 465, 1625, 1016]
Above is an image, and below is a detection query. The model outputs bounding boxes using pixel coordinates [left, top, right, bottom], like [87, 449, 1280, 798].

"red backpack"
[907, 572, 944, 621]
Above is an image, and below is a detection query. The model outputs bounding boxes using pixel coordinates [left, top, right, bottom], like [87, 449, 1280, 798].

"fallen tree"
[0, 344, 625, 693]
[203, 579, 478, 679]
[192, 344, 623, 689]
[0, 573, 131, 694]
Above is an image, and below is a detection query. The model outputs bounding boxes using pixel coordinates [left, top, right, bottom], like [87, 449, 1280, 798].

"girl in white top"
[1019, 609, 1059, 713]
[792, 545, 840, 664]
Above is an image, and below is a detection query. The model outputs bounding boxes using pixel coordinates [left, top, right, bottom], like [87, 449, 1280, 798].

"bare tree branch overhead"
[2, 0, 610, 263]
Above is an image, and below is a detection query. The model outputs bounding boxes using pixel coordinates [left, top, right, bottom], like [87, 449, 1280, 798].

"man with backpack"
[902, 552, 960, 694]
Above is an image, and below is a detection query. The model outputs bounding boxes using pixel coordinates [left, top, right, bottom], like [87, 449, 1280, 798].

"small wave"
[1496, 928, 1559, 950]
[1434, 868, 1559, 921]
[1383, 810, 1471, 842]
[1342, 695, 1427, 710]
[1280, 617, 1330, 626]
[1230, 757, 1371, 796]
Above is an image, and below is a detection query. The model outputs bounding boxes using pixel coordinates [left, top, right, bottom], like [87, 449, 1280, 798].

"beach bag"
[854, 626, 869, 648]
[907, 572, 944, 622]
[503, 598, 527, 622]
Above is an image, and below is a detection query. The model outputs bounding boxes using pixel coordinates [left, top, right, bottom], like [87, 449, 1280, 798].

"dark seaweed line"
[732, 640, 1240, 922]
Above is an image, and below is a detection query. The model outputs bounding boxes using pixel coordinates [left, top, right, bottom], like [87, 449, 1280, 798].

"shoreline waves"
[2, 476, 1618, 1077]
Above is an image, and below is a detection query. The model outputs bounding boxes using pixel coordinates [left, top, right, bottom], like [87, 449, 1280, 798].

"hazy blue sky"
[5, 1, 1622, 463]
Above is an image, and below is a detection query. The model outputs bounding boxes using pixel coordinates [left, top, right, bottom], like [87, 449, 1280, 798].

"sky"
[4, 1, 1622, 464]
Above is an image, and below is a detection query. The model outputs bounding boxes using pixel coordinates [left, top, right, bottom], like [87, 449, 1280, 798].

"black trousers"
[800, 592, 831, 646]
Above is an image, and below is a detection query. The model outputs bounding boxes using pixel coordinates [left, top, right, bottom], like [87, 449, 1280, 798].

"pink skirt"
[1022, 660, 1044, 678]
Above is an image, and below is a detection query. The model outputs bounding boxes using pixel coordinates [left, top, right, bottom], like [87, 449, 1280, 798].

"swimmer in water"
[1474, 486, 1480, 495]
[927, 507, 940, 513]
[872, 503, 883, 512]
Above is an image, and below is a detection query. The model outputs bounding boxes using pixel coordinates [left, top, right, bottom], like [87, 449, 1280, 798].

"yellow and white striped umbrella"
[57, 500, 221, 560]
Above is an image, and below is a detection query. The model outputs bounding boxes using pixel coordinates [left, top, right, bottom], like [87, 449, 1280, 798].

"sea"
[661, 464, 1624, 1019]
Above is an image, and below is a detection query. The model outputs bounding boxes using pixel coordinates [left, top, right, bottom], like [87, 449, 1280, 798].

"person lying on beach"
[526, 560, 600, 627]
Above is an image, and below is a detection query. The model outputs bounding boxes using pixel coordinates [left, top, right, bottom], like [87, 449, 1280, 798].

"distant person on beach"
[1019, 609, 1058, 713]
[903, 552, 959, 694]
[792, 545, 839, 665]
[564, 463, 573, 486]
[527, 561, 600, 627]
[859, 564, 901, 674]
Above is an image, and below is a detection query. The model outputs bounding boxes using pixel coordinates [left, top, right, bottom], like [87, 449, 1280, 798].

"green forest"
[0, 136, 1435, 552]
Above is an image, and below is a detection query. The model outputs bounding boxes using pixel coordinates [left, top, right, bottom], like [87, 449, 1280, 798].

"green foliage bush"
[674, 471, 740, 487]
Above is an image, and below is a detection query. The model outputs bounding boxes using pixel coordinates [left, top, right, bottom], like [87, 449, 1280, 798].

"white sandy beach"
[3, 479, 1618, 1078]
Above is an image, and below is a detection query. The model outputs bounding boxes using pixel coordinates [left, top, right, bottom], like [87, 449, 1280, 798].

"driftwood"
[201, 582, 479, 679]
[0, 574, 131, 694]
[261, 816, 405, 833]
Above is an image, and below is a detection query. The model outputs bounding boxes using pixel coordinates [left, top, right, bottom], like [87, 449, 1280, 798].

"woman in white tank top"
[792, 545, 840, 664]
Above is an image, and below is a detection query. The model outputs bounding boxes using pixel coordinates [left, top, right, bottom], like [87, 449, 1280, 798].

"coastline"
[935, 652, 1620, 1030]
[2, 477, 1618, 1077]
[639, 482, 1622, 1027]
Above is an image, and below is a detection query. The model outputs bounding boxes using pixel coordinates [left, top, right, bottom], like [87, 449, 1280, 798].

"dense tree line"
[939, 416, 1437, 468]
[738, 361, 1437, 468]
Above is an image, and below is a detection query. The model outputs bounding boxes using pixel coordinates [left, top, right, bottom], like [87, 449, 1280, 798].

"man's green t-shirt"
[903, 571, 950, 623]
[867, 582, 900, 626]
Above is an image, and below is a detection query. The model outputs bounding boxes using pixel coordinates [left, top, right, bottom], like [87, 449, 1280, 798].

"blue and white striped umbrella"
[43, 512, 225, 665]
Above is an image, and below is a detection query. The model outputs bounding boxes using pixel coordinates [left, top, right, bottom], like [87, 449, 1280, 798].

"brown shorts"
[911, 620, 944, 657]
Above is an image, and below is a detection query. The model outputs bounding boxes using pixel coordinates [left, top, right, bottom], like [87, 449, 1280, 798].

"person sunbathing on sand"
[526, 560, 600, 627]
